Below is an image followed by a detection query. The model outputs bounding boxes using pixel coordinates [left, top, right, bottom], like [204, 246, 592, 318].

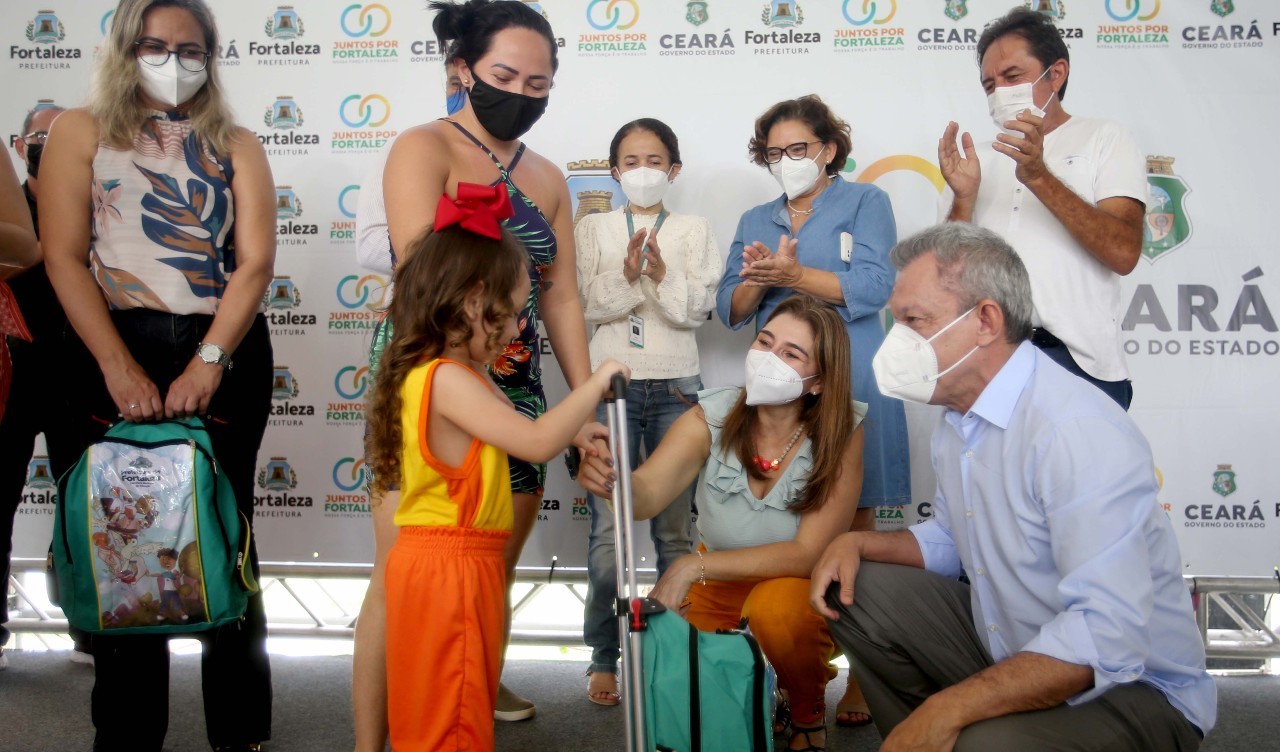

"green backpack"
[51, 418, 258, 635]
[642, 608, 775, 752]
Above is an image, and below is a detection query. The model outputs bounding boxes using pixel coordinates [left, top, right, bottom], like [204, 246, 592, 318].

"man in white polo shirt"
[938, 6, 1146, 409]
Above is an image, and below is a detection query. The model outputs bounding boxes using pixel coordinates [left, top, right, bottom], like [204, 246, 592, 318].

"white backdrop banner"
[8, 0, 1280, 578]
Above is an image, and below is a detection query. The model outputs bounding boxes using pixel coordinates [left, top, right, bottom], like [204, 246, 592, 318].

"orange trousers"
[385, 525, 510, 751]
[685, 576, 837, 727]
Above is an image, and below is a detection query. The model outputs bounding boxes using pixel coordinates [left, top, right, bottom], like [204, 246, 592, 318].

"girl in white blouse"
[574, 118, 723, 706]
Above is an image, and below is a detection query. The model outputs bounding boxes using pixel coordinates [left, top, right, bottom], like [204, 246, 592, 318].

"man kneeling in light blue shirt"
[809, 223, 1214, 751]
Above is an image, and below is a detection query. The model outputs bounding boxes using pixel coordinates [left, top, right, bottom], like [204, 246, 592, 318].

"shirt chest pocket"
[1050, 154, 1095, 202]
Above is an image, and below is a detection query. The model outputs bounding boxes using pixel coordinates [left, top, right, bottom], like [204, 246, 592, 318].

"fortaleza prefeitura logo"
[270, 365, 314, 428]
[745, 1, 821, 55]
[658, 1, 735, 57]
[333, 94, 397, 154]
[13, 9, 82, 70]
[259, 96, 319, 156]
[331, 274, 387, 335]
[1096, 0, 1169, 48]
[335, 3, 398, 62]
[579, 0, 646, 57]
[252, 6, 321, 65]
[275, 185, 317, 246]
[327, 458, 370, 517]
[19, 455, 56, 514]
[262, 276, 316, 336]
[1181, 1, 1272, 49]
[328, 365, 369, 427]
[332, 185, 359, 245]
[1024, 0, 1083, 44]
[1183, 464, 1276, 531]
[566, 159, 624, 226]
[917, 0, 980, 51]
[255, 457, 310, 517]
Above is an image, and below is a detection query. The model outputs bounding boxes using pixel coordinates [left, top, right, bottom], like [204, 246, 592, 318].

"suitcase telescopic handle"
[609, 374, 627, 403]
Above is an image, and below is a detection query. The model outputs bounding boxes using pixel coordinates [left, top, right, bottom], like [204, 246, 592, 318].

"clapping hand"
[993, 110, 1049, 185]
[623, 228, 646, 283]
[640, 231, 666, 285]
[938, 121, 981, 202]
[740, 234, 801, 288]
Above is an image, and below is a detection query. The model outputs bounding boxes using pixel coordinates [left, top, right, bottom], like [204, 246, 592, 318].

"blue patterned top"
[89, 112, 237, 315]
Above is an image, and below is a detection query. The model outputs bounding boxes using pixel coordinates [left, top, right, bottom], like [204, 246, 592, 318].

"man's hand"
[992, 111, 1050, 186]
[809, 532, 864, 619]
[939, 121, 981, 209]
[880, 698, 963, 752]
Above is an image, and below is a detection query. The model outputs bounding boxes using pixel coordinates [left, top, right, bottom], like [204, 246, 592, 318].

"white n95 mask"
[137, 58, 208, 109]
[744, 348, 816, 406]
[768, 145, 825, 200]
[872, 307, 978, 405]
[618, 166, 672, 209]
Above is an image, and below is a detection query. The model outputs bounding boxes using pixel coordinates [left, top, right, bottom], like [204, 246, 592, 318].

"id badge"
[628, 313, 644, 348]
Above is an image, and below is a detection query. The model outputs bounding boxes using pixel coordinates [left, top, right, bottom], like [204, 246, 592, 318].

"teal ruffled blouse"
[695, 387, 866, 552]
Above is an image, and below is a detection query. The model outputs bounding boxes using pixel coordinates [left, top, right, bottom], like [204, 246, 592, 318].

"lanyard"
[625, 207, 668, 251]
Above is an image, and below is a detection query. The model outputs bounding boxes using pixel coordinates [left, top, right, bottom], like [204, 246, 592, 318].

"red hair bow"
[434, 182, 514, 240]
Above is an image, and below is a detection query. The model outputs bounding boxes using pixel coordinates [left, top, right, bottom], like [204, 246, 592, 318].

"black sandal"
[772, 693, 791, 735]
[789, 723, 826, 752]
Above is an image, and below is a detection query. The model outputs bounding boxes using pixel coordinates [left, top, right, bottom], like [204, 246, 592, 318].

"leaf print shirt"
[89, 112, 239, 315]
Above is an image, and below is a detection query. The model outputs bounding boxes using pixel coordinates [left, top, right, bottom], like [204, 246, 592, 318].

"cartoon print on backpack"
[148, 546, 202, 622]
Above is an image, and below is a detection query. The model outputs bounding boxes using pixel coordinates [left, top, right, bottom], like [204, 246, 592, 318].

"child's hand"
[573, 421, 609, 458]
[592, 359, 631, 398]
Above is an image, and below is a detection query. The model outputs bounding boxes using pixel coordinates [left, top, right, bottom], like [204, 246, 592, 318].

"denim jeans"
[584, 375, 701, 675]
[62, 309, 274, 751]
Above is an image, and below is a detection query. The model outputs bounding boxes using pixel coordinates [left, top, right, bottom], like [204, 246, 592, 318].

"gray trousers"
[824, 562, 1203, 751]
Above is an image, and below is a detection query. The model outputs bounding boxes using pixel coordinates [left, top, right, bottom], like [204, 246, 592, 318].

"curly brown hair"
[364, 223, 527, 497]
[747, 94, 851, 177]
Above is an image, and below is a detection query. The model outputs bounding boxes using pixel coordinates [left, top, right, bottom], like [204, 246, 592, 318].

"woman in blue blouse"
[579, 295, 864, 752]
[716, 94, 910, 729]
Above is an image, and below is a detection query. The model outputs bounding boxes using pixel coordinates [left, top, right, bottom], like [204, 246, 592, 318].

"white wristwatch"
[196, 342, 233, 370]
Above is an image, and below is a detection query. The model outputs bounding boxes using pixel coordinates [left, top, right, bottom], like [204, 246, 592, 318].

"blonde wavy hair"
[91, 0, 238, 155]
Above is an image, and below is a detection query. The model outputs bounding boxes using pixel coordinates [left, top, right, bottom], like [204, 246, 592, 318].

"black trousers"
[0, 331, 81, 648]
[62, 310, 274, 751]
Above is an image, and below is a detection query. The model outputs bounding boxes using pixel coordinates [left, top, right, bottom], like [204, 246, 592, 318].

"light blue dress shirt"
[715, 177, 909, 506]
[910, 342, 1216, 734]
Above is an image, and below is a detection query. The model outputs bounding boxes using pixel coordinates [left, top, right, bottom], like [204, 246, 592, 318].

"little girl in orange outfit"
[364, 183, 627, 751]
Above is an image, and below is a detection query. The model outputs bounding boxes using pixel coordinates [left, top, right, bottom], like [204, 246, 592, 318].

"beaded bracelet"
[695, 549, 707, 586]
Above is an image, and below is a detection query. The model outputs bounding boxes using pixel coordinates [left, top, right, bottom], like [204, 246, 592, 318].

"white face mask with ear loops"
[744, 349, 816, 406]
[137, 58, 207, 108]
[618, 166, 672, 209]
[987, 66, 1054, 134]
[872, 307, 978, 405]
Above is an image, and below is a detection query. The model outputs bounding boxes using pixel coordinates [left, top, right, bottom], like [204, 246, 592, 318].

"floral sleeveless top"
[89, 112, 238, 316]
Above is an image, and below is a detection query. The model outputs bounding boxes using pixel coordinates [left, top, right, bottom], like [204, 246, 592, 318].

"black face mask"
[25, 143, 43, 178]
[467, 76, 549, 143]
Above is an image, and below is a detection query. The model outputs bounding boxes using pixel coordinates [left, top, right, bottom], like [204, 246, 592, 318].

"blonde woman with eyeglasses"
[41, 1, 275, 749]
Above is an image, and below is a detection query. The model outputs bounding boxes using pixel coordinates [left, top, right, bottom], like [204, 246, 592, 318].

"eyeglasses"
[21, 131, 48, 145]
[134, 40, 209, 72]
[764, 140, 823, 164]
